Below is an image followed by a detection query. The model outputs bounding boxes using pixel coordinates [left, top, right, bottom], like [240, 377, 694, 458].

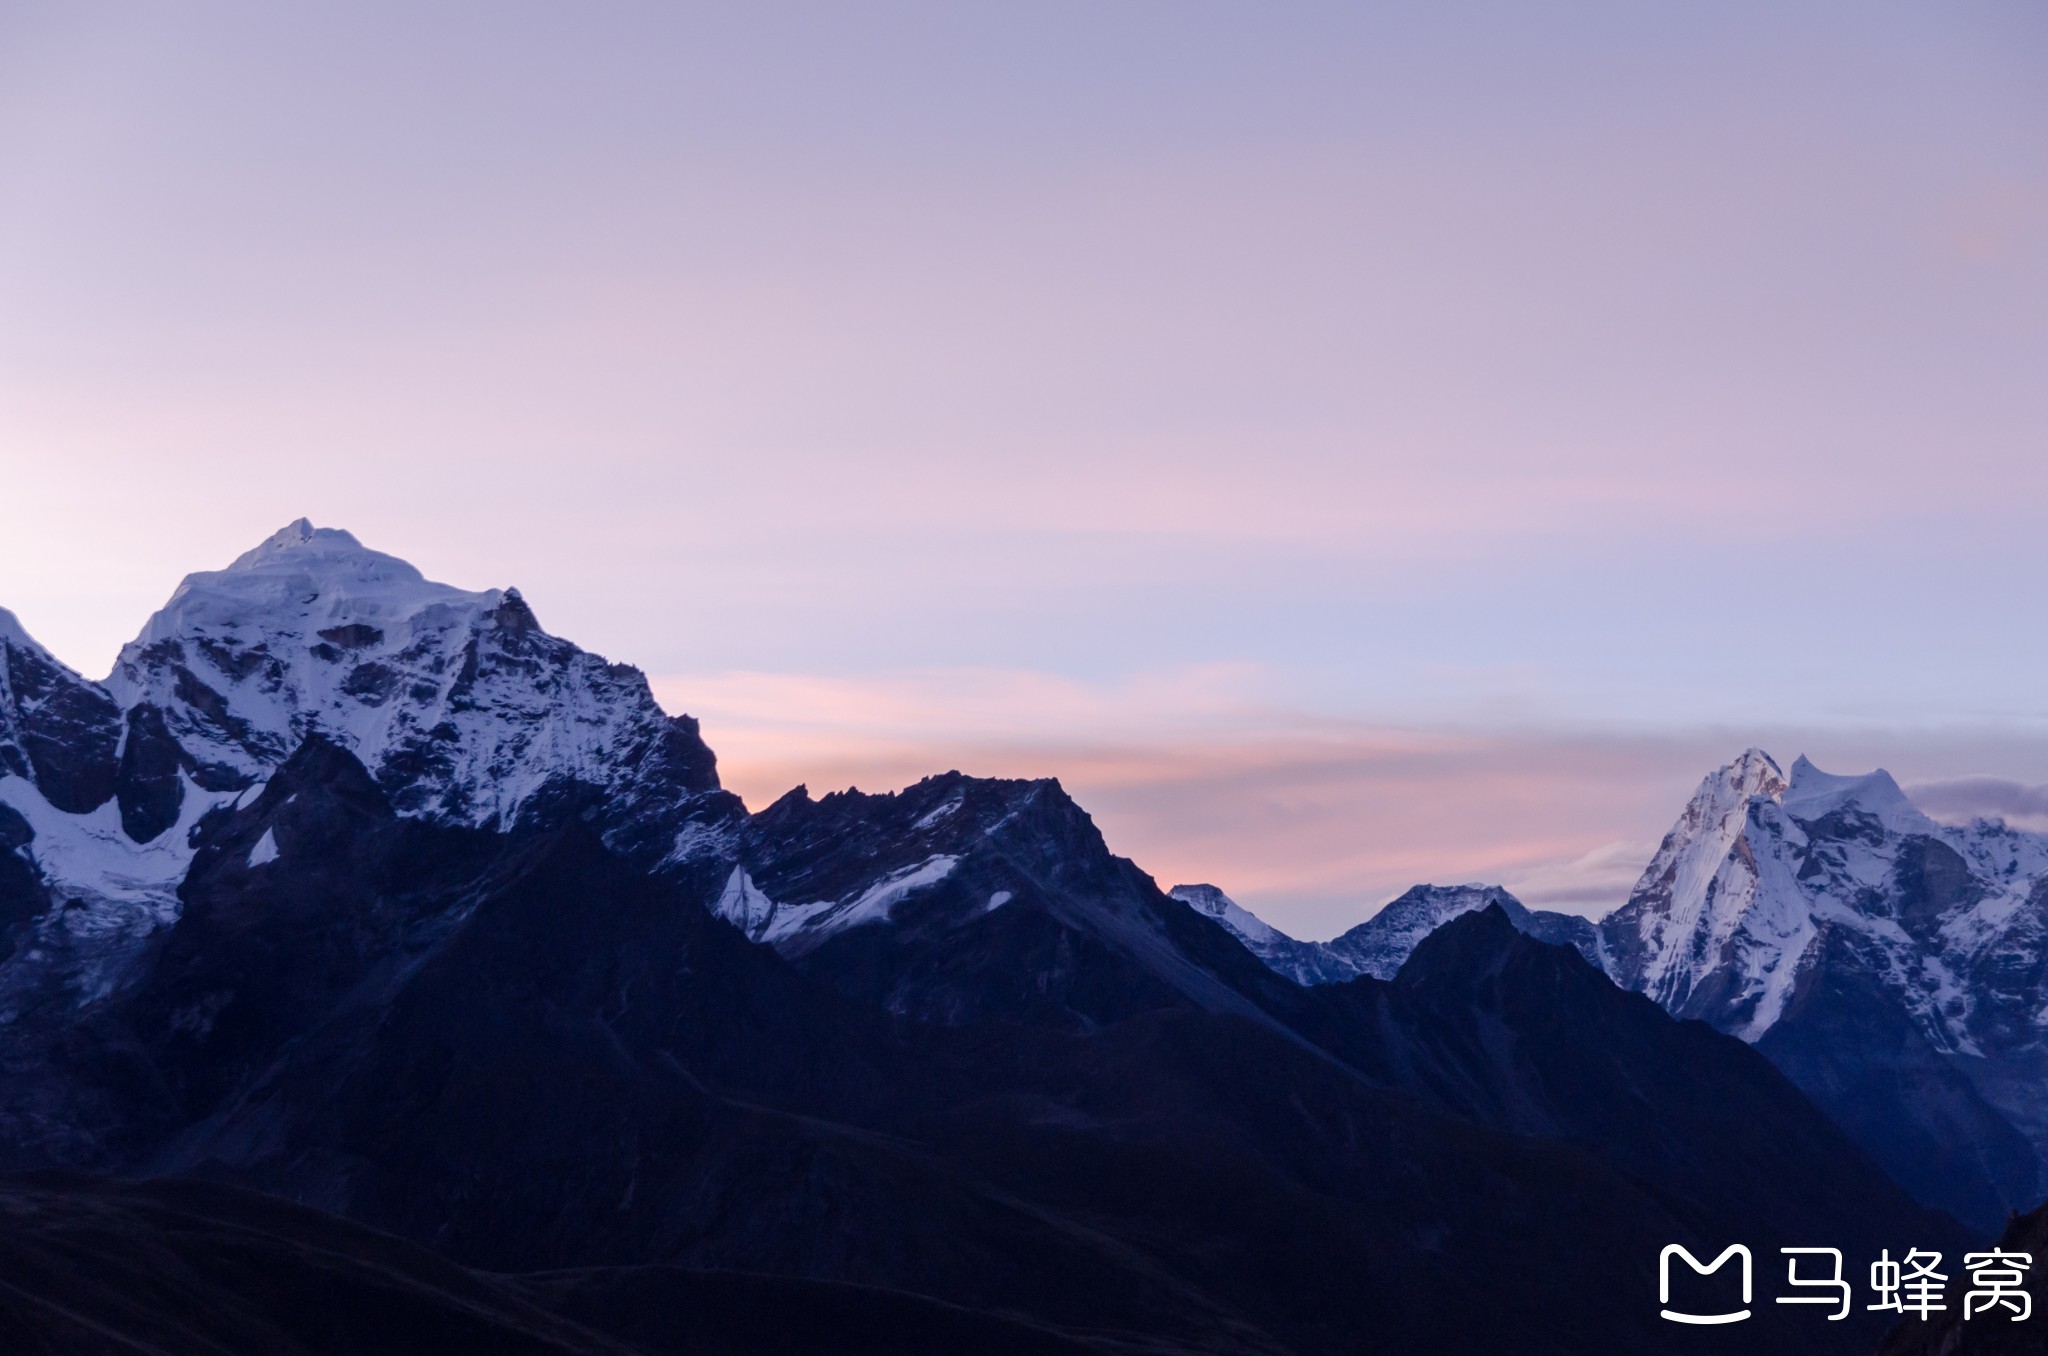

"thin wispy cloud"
[1908, 778, 2048, 834]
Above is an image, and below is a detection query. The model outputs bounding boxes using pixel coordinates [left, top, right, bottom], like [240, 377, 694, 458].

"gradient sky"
[3, 2, 2045, 937]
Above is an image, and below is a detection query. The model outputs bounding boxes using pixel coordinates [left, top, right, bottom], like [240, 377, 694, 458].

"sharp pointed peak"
[1691, 747, 1788, 804]
[1393, 901, 1530, 986]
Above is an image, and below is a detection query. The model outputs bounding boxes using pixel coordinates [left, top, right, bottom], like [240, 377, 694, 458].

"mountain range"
[1172, 750, 2048, 1237]
[0, 522, 2014, 1353]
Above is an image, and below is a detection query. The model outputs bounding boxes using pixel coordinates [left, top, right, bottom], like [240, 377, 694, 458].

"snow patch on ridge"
[0, 773, 239, 1003]
[786, 854, 960, 941]
[712, 866, 777, 934]
[246, 827, 280, 869]
[1169, 882, 1371, 986]
[718, 855, 962, 948]
[1170, 883, 1282, 947]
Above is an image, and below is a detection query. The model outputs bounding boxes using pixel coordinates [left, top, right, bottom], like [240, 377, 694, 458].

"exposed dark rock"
[0, 624, 121, 814]
[317, 623, 385, 649]
[114, 703, 211, 843]
[0, 801, 46, 962]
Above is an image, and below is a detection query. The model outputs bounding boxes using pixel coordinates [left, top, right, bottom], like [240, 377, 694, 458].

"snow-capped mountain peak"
[123, 518, 502, 656]
[1594, 748, 2048, 1225]
[228, 517, 365, 566]
[1596, 748, 1800, 1017]
[1599, 747, 2025, 1038]
[1324, 884, 1521, 979]
[1321, 883, 1612, 980]
[98, 521, 719, 837]
[1164, 880, 1606, 986]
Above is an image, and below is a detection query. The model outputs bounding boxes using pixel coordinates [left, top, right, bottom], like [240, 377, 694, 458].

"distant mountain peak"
[1323, 883, 1534, 981]
[1166, 882, 1365, 986]
[1172, 879, 1607, 989]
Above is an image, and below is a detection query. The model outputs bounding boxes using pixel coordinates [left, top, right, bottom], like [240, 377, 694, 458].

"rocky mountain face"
[0, 525, 2000, 1353]
[731, 776, 1301, 1029]
[1596, 748, 2048, 1233]
[0, 525, 741, 1164]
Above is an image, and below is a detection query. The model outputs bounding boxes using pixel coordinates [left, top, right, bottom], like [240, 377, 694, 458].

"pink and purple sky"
[3, 2, 2045, 937]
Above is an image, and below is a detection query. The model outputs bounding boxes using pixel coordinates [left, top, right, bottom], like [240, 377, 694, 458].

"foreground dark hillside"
[0, 1173, 1116, 1356]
